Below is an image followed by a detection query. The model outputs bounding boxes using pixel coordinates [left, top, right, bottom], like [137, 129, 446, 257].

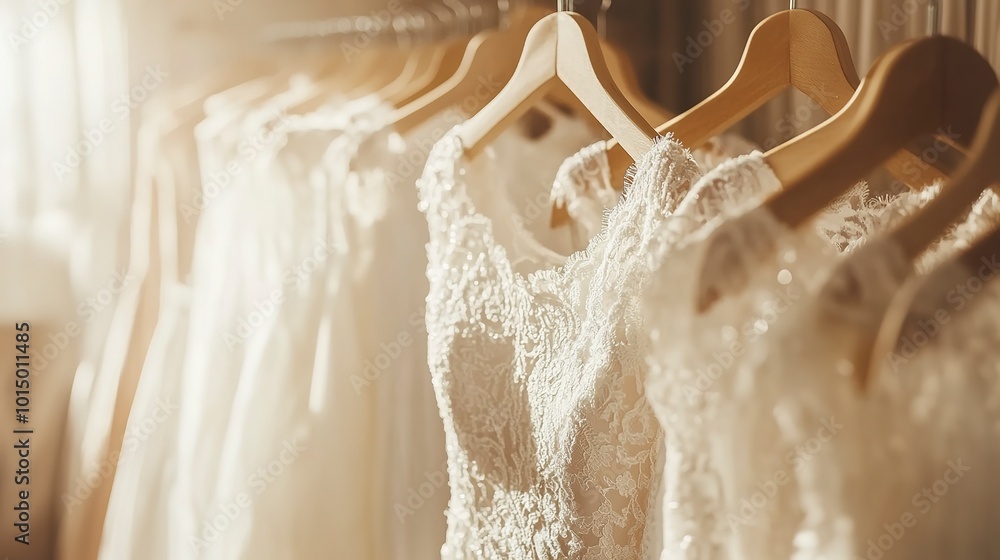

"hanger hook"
[789, 0, 797, 9]
[598, 0, 612, 38]
[441, 0, 470, 37]
[496, 0, 510, 31]
[391, 10, 411, 49]
[557, 0, 573, 12]
[927, 0, 940, 36]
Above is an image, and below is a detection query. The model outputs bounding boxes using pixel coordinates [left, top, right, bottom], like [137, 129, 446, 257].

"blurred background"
[4, 0, 999, 309]
[1, 1, 998, 558]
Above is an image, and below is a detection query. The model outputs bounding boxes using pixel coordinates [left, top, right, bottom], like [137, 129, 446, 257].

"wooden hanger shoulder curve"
[456, 11, 655, 160]
[865, 223, 1000, 390]
[389, 6, 552, 135]
[888, 91, 1000, 261]
[602, 9, 945, 190]
[762, 36, 999, 230]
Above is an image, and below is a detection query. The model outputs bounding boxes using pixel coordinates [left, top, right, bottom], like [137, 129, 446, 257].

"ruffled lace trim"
[549, 140, 617, 235]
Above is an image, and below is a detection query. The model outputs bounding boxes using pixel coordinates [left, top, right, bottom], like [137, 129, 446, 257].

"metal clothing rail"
[261, 0, 503, 45]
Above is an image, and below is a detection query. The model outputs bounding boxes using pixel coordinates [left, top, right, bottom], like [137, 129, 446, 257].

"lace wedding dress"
[758, 190, 1000, 560]
[641, 157, 942, 560]
[418, 130, 720, 559]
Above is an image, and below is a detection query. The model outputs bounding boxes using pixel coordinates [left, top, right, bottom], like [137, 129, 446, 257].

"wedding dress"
[753, 190, 1000, 560]
[200, 101, 606, 560]
[642, 151, 1000, 559]
[418, 130, 719, 559]
[641, 158, 942, 560]
[95, 77, 359, 560]
[174, 94, 389, 560]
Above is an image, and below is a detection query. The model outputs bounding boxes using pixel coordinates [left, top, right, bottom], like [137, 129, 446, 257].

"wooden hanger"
[865, 223, 1000, 390]
[371, 22, 442, 106]
[602, 42, 674, 127]
[603, 9, 951, 189]
[391, 5, 553, 134]
[381, 7, 467, 107]
[861, 91, 1000, 389]
[392, 1, 478, 108]
[394, 36, 471, 107]
[887, 90, 1000, 261]
[760, 36, 998, 231]
[391, 7, 670, 135]
[456, 10, 655, 160]
[694, 36, 997, 314]
[286, 43, 410, 116]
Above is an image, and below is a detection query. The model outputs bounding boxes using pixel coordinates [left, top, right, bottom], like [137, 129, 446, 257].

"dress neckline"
[425, 130, 700, 288]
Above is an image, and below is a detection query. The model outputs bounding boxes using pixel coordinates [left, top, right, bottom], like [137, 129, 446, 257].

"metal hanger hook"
[496, 0, 510, 31]
[789, 0, 797, 9]
[441, 0, 470, 38]
[557, 0, 573, 12]
[927, 0, 940, 36]
[598, 0, 613, 38]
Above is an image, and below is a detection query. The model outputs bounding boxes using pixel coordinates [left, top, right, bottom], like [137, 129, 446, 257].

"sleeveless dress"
[755, 190, 1000, 560]
[640, 157, 941, 560]
[417, 132, 707, 559]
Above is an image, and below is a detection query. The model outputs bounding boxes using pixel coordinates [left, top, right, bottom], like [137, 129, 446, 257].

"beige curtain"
[1, 0, 129, 558]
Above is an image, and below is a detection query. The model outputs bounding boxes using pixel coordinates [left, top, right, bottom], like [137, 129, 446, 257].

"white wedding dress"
[641, 157, 943, 560]
[418, 131, 719, 559]
[754, 190, 1000, 560]
[199, 101, 606, 560]
[643, 152, 1000, 560]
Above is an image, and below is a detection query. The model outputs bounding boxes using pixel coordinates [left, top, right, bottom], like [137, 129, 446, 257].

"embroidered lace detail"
[703, 184, 994, 560]
[641, 154, 793, 560]
[642, 169, 931, 560]
[550, 140, 617, 235]
[694, 182, 934, 309]
[418, 130, 700, 559]
[549, 135, 758, 241]
[690, 133, 761, 173]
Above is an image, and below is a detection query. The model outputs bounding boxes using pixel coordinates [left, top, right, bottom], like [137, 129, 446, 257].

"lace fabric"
[548, 135, 761, 240]
[688, 186, 1000, 560]
[148, 97, 604, 560]
[642, 168, 931, 560]
[418, 131, 707, 559]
